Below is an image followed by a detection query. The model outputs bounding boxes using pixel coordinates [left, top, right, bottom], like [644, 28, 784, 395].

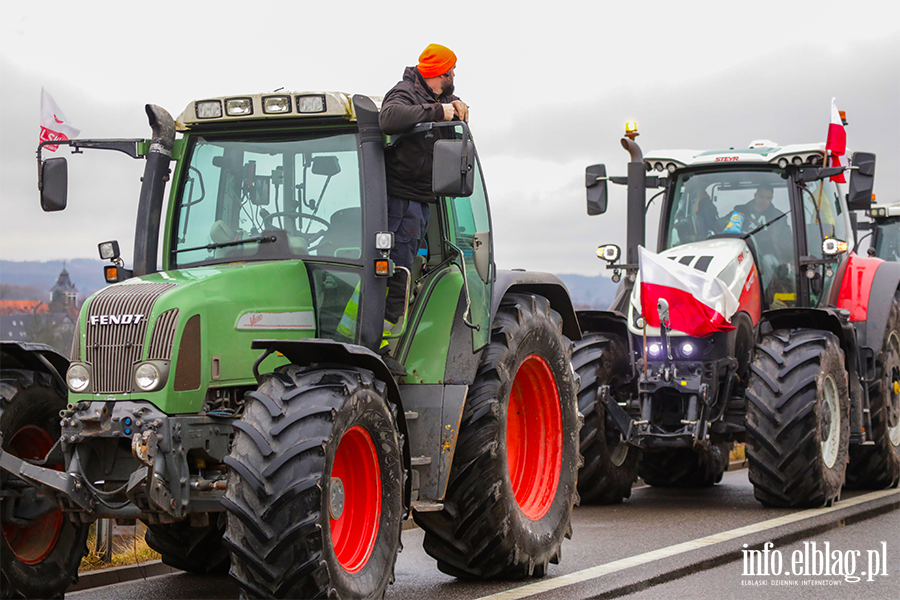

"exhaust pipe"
[133, 105, 175, 276]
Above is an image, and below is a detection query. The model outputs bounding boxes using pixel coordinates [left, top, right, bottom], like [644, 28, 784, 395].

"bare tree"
[23, 309, 73, 357]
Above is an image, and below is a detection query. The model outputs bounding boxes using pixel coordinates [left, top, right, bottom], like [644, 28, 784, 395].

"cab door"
[442, 152, 493, 351]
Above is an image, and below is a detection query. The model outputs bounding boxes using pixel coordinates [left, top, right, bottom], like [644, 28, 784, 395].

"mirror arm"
[37, 138, 143, 190]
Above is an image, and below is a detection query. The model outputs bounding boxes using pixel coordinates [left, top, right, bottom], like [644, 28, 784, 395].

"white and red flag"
[825, 98, 846, 183]
[40, 88, 80, 152]
[638, 246, 738, 337]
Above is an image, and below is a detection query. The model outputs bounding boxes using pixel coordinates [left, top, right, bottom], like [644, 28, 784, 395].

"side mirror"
[433, 139, 474, 197]
[847, 152, 876, 211]
[586, 164, 608, 215]
[40, 157, 68, 212]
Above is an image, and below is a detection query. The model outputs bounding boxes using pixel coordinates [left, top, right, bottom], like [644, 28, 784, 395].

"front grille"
[85, 283, 176, 394]
[148, 309, 180, 360]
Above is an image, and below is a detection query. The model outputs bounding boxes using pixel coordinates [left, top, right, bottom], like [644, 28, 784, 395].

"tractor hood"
[628, 238, 760, 336]
[70, 260, 316, 413]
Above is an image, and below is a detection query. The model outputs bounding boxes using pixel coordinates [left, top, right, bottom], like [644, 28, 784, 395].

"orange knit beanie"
[417, 44, 457, 78]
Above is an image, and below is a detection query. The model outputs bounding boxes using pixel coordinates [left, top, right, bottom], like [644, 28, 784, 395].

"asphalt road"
[69, 469, 899, 600]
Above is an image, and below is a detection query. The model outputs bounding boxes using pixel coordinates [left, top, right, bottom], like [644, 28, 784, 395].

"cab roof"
[644, 142, 828, 173]
[176, 91, 383, 130]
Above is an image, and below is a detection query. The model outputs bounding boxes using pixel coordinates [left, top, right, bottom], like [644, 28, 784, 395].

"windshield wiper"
[173, 234, 277, 254]
[741, 211, 790, 240]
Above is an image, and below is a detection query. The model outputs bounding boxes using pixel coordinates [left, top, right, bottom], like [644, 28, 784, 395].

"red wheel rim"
[330, 425, 381, 573]
[506, 354, 562, 520]
[2, 425, 64, 564]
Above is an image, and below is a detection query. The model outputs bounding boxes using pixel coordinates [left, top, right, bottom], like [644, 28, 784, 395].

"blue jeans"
[385, 196, 430, 323]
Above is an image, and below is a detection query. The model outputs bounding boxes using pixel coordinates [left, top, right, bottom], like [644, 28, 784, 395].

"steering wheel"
[263, 211, 330, 230]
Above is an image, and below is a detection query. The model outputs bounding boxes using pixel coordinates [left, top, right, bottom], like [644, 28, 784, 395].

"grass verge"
[79, 521, 161, 572]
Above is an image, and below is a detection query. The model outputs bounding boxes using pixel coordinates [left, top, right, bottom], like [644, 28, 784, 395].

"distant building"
[50, 265, 79, 317]
[0, 300, 49, 316]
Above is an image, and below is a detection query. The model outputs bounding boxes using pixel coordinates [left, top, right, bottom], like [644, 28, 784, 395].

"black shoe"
[382, 355, 407, 377]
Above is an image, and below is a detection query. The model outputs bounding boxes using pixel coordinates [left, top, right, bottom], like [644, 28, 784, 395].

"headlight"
[195, 100, 223, 119]
[681, 341, 696, 357]
[375, 231, 395, 250]
[66, 364, 90, 393]
[597, 244, 621, 263]
[822, 238, 848, 257]
[225, 98, 253, 116]
[135, 363, 161, 391]
[296, 94, 326, 113]
[263, 95, 291, 114]
[648, 342, 662, 358]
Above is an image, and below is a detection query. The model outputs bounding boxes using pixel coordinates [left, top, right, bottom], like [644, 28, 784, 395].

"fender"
[0, 341, 69, 391]
[854, 260, 900, 351]
[249, 339, 413, 508]
[491, 270, 582, 341]
[575, 309, 629, 340]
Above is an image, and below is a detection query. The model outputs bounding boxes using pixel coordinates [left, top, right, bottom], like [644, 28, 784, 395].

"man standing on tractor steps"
[378, 43, 469, 342]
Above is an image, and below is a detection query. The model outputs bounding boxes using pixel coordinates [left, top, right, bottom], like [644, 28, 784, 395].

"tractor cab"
[864, 203, 900, 261]
[657, 149, 853, 312]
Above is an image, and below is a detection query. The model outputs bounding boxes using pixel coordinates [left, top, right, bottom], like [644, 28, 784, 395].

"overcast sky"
[1, 1, 897, 277]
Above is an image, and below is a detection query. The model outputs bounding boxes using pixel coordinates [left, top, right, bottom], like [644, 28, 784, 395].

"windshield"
[665, 169, 792, 248]
[665, 168, 796, 308]
[171, 131, 362, 267]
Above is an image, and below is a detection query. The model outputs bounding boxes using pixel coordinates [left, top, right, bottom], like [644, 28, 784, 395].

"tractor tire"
[745, 329, 850, 507]
[572, 333, 639, 504]
[0, 369, 89, 599]
[414, 292, 579, 579]
[223, 366, 403, 599]
[637, 444, 731, 488]
[846, 295, 900, 489]
[145, 514, 230, 574]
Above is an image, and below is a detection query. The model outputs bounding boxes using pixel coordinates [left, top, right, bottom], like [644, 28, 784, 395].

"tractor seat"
[318, 207, 362, 258]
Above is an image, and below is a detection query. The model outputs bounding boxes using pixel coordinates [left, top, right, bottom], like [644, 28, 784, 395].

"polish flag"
[825, 98, 846, 156]
[825, 98, 847, 183]
[40, 89, 80, 152]
[638, 246, 739, 337]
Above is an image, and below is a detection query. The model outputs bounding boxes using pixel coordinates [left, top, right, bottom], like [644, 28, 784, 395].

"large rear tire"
[846, 296, 900, 488]
[637, 444, 731, 488]
[0, 369, 89, 599]
[745, 329, 850, 507]
[414, 293, 579, 579]
[223, 366, 403, 599]
[572, 333, 639, 504]
[145, 515, 230, 574]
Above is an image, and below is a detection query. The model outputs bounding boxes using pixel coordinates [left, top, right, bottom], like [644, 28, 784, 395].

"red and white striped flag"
[639, 246, 738, 337]
[825, 98, 846, 183]
[40, 88, 80, 152]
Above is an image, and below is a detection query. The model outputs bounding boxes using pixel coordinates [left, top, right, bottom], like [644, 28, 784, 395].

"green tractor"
[1, 93, 583, 598]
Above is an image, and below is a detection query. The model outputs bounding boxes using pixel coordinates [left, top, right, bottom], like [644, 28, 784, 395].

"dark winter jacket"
[379, 66, 461, 203]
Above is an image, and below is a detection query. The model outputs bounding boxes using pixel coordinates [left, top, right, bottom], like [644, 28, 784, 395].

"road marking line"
[476, 489, 899, 600]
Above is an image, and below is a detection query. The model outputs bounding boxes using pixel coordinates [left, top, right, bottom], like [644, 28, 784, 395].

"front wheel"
[572, 333, 639, 504]
[224, 366, 403, 599]
[637, 444, 730, 488]
[745, 329, 850, 507]
[414, 292, 580, 579]
[1, 369, 89, 599]
[144, 515, 229, 574]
